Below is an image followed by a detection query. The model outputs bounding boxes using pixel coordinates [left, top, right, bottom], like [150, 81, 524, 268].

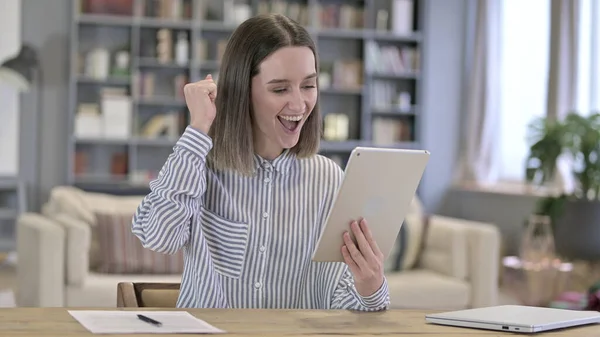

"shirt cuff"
[359, 277, 390, 309]
[175, 126, 213, 158]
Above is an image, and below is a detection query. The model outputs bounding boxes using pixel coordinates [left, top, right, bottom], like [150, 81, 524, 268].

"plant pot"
[554, 199, 600, 260]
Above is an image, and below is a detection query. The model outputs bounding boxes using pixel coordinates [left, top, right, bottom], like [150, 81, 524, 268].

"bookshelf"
[0, 177, 26, 251]
[68, 0, 424, 193]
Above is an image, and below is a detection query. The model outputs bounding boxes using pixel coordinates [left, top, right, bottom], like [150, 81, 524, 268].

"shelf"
[367, 30, 422, 42]
[0, 238, 15, 253]
[73, 180, 151, 196]
[138, 17, 192, 29]
[369, 72, 420, 80]
[136, 97, 186, 108]
[138, 58, 190, 69]
[74, 138, 130, 145]
[133, 138, 177, 147]
[0, 210, 17, 221]
[318, 29, 365, 39]
[0, 178, 18, 190]
[320, 88, 364, 96]
[320, 140, 365, 152]
[372, 105, 418, 116]
[77, 75, 130, 85]
[317, 28, 423, 43]
[75, 137, 180, 147]
[200, 21, 238, 32]
[198, 60, 220, 69]
[0, 176, 24, 251]
[76, 14, 134, 27]
[373, 142, 421, 150]
[73, 176, 131, 184]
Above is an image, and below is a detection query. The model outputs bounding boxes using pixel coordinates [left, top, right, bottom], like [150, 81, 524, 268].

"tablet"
[312, 147, 430, 262]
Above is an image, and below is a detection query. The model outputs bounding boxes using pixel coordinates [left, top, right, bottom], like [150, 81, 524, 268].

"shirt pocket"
[199, 206, 250, 279]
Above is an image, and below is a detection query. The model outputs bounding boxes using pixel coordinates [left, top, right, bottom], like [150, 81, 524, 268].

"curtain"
[546, 0, 581, 193]
[546, 0, 580, 121]
[454, 0, 502, 185]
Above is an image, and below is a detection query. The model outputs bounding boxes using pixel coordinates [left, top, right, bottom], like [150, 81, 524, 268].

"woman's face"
[250, 46, 318, 160]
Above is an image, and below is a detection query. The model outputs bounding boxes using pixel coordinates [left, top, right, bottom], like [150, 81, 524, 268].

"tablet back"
[312, 147, 430, 262]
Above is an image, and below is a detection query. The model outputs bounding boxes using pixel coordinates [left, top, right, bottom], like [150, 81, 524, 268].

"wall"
[20, 0, 71, 211]
[440, 188, 539, 256]
[418, 0, 467, 212]
[0, 0, 21, 176]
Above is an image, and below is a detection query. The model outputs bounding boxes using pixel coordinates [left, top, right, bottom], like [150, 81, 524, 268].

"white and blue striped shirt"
[132, 127, 390, 310]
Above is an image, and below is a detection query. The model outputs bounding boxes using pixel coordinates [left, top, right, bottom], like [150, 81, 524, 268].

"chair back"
[117, 282, 180, 307]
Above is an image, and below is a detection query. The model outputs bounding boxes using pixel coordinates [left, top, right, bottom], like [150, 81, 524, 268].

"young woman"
[132, 13, 390, 311]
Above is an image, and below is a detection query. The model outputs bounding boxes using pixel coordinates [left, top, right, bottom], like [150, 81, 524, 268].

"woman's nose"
[287, 92, 306, 113]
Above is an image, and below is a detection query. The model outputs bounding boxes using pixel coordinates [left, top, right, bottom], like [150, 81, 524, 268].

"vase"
[520, 214, 556, 264]
[516, 215, 565, 306]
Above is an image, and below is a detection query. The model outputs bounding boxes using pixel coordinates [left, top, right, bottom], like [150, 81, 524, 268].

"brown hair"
[207, 13, 321, 175]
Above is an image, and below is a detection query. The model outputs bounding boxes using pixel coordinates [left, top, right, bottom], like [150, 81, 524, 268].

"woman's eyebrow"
[267, 73, 318, 84]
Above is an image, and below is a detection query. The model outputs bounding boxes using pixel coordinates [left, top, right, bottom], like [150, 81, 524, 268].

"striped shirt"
[132, 127, 390, 310]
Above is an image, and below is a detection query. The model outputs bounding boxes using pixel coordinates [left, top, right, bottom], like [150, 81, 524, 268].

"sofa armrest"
[461, 219, 501, 308]
[419, 215, 468, 280]
[16, 213, 65, 307]
[50, 214, 92, 287]
[421, 215, 501, 307]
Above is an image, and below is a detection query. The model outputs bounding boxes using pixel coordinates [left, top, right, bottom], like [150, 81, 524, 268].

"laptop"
[425, 305, 600, 333]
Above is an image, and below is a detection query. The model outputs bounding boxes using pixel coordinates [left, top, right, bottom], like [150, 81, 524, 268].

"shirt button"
[254, 282, 262, 289]
[262, 212, 268, 218]
[264, 177, 271, 183]
[259, 246, 266, 253]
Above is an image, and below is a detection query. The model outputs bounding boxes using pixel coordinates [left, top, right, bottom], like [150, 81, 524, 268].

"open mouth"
[277, 114, 304, 132]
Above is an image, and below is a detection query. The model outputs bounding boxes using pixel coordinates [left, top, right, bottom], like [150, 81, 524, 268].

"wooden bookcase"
[68, 0, 425, 194]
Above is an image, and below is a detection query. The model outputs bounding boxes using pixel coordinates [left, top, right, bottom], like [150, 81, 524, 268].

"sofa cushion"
[419, 215, 468, 280]
[386, 269, 471, 310]
[95, 212, 184, 274]
[44, 186, 144, 226]
[43, 186, 146, 270]
[385, 197, 426, 272]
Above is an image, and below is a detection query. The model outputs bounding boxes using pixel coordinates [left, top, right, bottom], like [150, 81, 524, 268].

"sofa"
[16, 186, 500, 309]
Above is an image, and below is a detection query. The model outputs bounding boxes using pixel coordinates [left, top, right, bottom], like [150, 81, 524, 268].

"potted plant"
[525, 112, 600, 260]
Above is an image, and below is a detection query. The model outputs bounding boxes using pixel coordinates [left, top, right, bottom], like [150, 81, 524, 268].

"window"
[496, 0, 600, 182]
[575, 0, 600, 115]
[497, 0, 551, 181]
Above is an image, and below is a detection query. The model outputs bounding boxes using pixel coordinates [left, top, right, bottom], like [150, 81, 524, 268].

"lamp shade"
[0, 45, 39, 91]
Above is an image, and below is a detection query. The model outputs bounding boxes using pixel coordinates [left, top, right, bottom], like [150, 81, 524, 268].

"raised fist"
[184, 74, 217, 134]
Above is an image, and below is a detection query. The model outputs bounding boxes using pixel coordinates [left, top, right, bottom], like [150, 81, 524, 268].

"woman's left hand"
[341, 218, 385, 297]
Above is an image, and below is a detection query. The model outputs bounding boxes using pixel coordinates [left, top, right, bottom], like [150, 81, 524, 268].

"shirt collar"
[254, 149, 296, 175]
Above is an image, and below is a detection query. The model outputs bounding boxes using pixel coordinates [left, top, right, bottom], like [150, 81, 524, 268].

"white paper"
[68, 310, 225, 334]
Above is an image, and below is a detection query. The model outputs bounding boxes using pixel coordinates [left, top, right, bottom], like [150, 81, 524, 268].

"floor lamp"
[0, 44, 41, 212]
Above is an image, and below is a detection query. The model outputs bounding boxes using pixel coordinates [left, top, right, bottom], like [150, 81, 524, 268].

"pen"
[137, 314, 162, 327]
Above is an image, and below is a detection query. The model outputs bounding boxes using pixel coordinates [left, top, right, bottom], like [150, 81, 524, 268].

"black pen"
[137, 314, 162, 327]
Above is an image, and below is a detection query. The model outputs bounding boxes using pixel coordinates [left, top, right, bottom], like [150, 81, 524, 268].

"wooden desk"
[1, 308, 599, 336]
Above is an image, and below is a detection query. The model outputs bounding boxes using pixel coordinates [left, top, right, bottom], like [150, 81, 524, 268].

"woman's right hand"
[184, 74, 217, 135]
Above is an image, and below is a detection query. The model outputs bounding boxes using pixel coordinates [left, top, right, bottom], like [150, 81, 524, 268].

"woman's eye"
[273, 85, 315, 93]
